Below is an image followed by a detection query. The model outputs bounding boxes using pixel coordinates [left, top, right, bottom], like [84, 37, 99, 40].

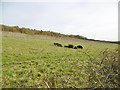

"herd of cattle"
[54, 42, 83, 49]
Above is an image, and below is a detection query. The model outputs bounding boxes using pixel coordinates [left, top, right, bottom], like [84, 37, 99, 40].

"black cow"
[54, 43, 58, 46]
[54, 43, 62, 47]
[57, 43, 62, 47]
[64, 45, 69, 48]
[64, 44, 74, 48]
[68, 44, 74, 48]
[77, 45, 83, 49]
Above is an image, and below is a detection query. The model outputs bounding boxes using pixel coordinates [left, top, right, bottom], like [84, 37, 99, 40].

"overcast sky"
[1, 0, 119, 41]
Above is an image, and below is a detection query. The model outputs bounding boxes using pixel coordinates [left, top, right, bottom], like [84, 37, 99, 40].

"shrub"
[87, 48, 119, 88]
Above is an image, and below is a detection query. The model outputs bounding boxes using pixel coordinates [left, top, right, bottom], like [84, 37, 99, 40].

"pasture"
[2, 31, 119, 88]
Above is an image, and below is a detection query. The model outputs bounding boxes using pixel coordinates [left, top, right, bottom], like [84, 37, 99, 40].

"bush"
[87, 48, 119, 88]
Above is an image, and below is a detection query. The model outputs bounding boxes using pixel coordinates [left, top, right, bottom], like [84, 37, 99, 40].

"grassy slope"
[2, 32, 118, 88]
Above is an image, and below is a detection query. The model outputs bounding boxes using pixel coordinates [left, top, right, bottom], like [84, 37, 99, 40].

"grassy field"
[2, 31, 119, 88]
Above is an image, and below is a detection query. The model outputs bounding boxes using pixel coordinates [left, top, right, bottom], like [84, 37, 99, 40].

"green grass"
[2, 32, 118, 88]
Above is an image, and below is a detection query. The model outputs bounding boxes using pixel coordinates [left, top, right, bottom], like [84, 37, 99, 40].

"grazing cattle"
[68, 44, 74, 48]
[74, 46, 77, 49]
[57, 43, 62, 47]
[54, 43, 58, 46]
[64, 45, 69, 48]
[64, 44, 74, 48]
[77, 45, 83, 49]
[54, 42, 62, 47]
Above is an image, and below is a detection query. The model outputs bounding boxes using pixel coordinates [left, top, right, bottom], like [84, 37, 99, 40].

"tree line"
[1, 24, 87, 40]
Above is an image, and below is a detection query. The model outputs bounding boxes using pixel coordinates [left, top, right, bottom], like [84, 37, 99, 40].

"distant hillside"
[1, 24, 119, 44]
[1, 25, 87, 40]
